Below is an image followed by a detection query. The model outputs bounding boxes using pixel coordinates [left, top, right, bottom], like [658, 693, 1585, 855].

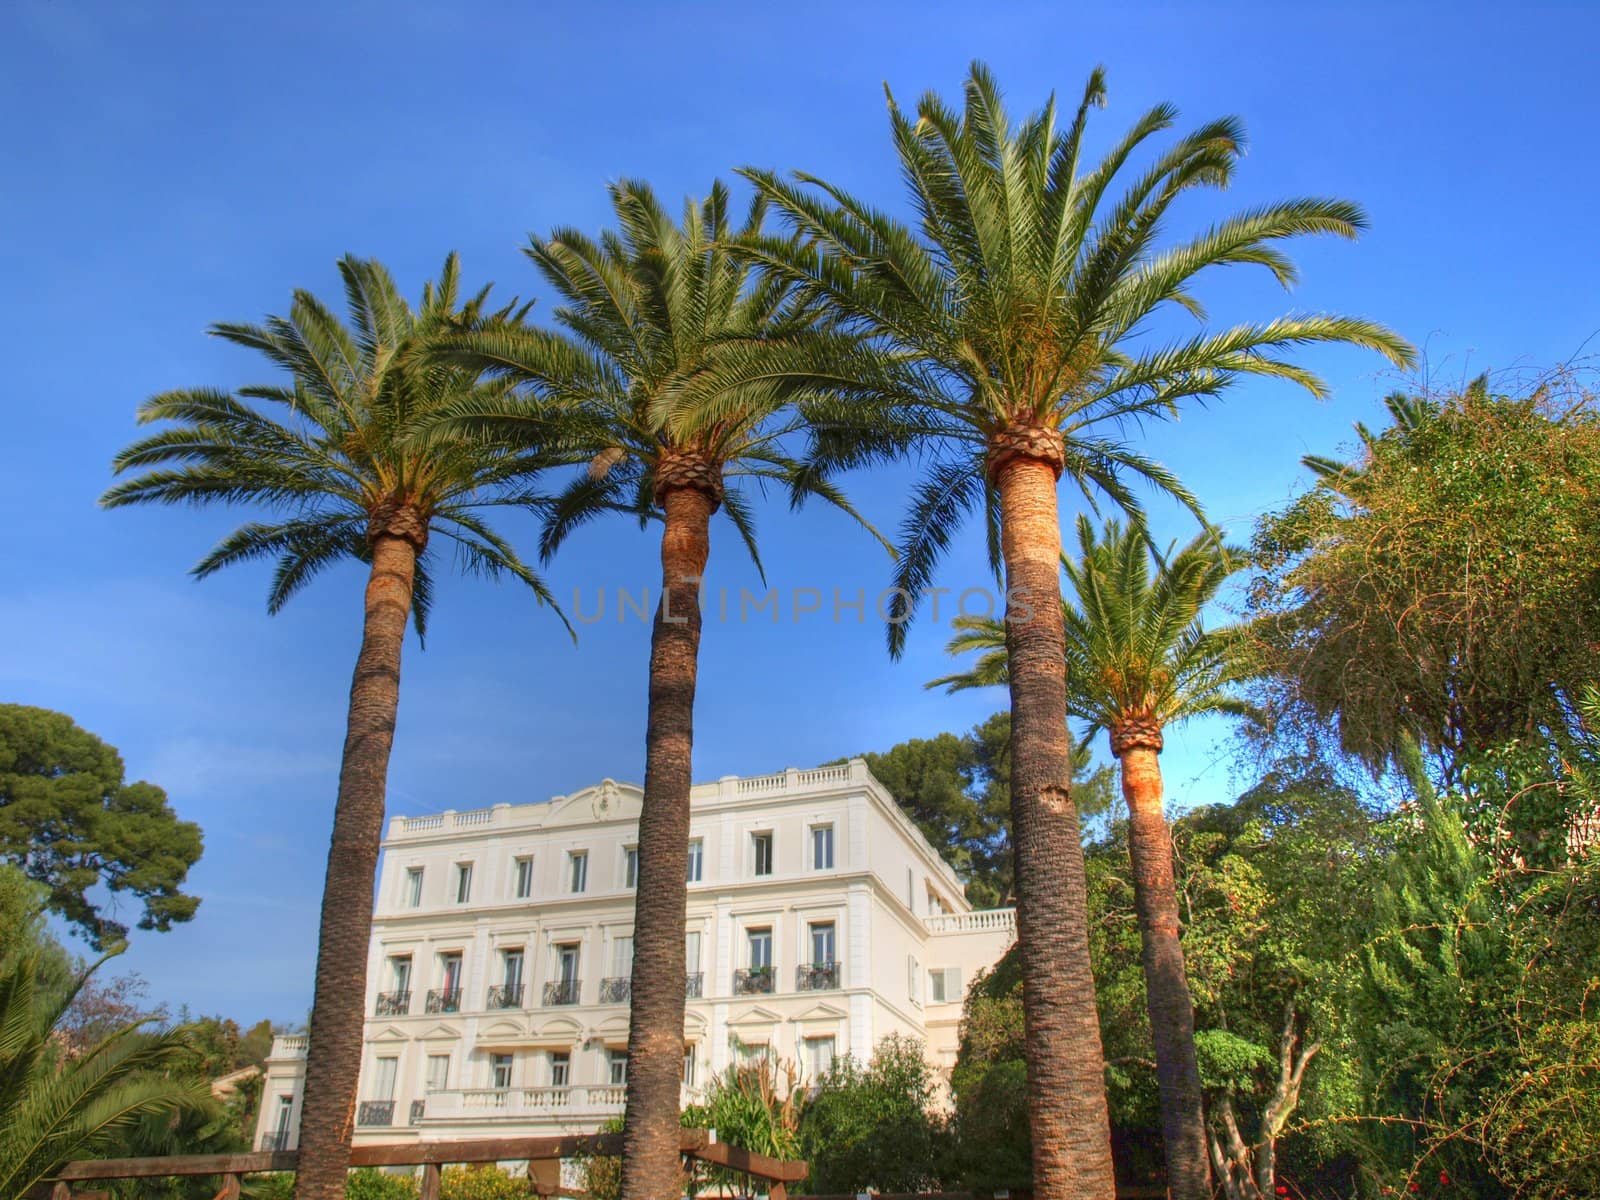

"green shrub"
[439, 1165, 531, 1199]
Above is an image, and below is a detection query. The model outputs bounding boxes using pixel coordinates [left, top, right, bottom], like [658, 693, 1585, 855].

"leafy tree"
[1349, 732, 1600, 1198]
[932, 517, 1254, 1196]
[1247, 373, 1600, 781]
[743, 62, 1412, 1198]
[0, 951, 204, 1200]
[443, 180, 879, 1200]
[799, 1035, 945, 1194]
[103, 254, 569, 1200]
[0, 704, 201, 950]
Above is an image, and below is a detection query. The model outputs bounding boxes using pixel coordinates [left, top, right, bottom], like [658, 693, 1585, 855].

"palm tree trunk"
[620, 483, 715, 1200]
[1118, 737, 1211, 1200]
[993, 445, 1117, 1199]
[293, 529, 418, 1200]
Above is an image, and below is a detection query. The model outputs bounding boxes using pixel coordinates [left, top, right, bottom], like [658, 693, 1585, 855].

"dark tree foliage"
[799, 1034, 946, 1194]
[854, 711, 1114, 907]
[1246, 373, 1600, 781]
[0, 703, 201, 949]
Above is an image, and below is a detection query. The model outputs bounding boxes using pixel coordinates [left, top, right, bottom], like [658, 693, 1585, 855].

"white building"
[256, 760, 1016, 1150]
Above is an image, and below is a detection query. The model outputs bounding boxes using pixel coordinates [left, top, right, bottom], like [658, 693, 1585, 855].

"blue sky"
[2, 1, 1596, 1024]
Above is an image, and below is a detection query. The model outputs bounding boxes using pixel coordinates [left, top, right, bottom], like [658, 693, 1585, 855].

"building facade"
[256, 759, 1016, 1150]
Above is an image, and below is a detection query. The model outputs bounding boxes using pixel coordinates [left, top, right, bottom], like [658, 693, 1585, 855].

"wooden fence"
[37, 1129, 807, 1200]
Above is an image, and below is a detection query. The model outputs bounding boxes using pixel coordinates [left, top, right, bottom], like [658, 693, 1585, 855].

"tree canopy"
[0, 704, 201, 950]
[1246, 373, 1600, 779]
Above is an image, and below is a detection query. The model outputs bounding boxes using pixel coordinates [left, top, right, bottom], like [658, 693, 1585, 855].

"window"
[454, 862, 473, 904]
[802, 1035, 836, 1080]
[611, 935, 634, 979]
[752, 832, 773, 877]
[439, 952, 463, 994]
[687, 839, 703, 883]
[809, 922, 836, 966]
[274, 1094, 293, 1138]
[502, 948, 524, 990]
[747, 927, 772, 970]
[928, 890, 946, 915]
[490, 1053, 514, 1090]
[682, 1044, 697, 1087]
[624, 847, 638, 889]
[685, 931, 701, 973]
[404, 867, 424, 907]
[608, 1049, 628, 1086]
[388, 955, 412, 993]
[906, 867, 915, 909]
[811, 825, 834, 870]
[548, 1051, 570, 1087]
[736, 1040, 771, 1066]
[425, 1054, 450, 1092]
[371, 1056, 398, 1101]
[907, 956, 921, 1005]
[557, 943, 581, 984]
[929, 966, 963, 1005]
[568, 851, 588, 894]
[514, 856, 533, 899]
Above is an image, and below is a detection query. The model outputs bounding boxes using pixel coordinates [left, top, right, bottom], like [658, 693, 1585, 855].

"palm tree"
[0, 953, 203, 1200]
[931, 516, 1256, 1198]
[738, 63, 1414, 1197]
[440, 180, 882, 1200]
[102, 255, 568, 1200]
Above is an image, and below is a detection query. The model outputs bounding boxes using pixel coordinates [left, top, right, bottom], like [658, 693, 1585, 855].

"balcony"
[356, 1100, 395, 1127]
[259, 1132, 291, 1152]
[374, 990, 411, 1016]
[685, 972, 704, 999]
[409, 1099, 426, 1124]
[796, 962, 840, 991]
[486, 983, 524, 1009]
[425, 988, 462, 1014]
[421, 1085, 627, 1121]
[600, 976, 631, 1004]
[733, 967, 775, 996]
[543, 979, 580, 1006]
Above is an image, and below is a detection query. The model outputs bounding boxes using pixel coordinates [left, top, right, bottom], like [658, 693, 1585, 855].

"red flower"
[1276, 1189, 1288, 1197]
[1409, 1185, 1421, 1194]
[1440, 1171, 1451, 1185]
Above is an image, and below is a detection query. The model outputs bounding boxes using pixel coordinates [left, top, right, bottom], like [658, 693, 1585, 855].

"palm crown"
[442, 179, 880, 568]
[740, 62, 1414, 650]
[102, 254, 566, 636]
[931, 516, 1255, 749]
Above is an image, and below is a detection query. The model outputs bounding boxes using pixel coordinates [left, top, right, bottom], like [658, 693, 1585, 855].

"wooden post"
[419, 1163, 441, 1200]
[769, 1184, 787, 1200]
[211, 1175, 240, 1200]
[51, 1185, 70, 1200]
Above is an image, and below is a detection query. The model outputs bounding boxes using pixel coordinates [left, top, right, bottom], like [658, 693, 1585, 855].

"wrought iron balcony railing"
[796, 961, 840, 991]
[600, 976, 631, 1004]
[685, 972, 704, 999]
[409, 1099, 426, 1124]
[486, 983, 524, 1009]
[424, 988, 461, 1014]
[356, 1101, 394, 1127]
[259, 1132, 291, 1152]
[733, 967, 775, 995]
[374, 990, 411, 1016]
[543, 979, 580, 1006]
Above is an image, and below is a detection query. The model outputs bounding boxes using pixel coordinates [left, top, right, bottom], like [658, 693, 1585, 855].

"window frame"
[751, 831, 774, 877]
[513, 856, 534, 900]
[811, 824, 835, 870]
[568, 851, 588, 894]
[404, 867, 424, 908]
[454, 862, 474, 905]
[687, 839, 704, 883]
